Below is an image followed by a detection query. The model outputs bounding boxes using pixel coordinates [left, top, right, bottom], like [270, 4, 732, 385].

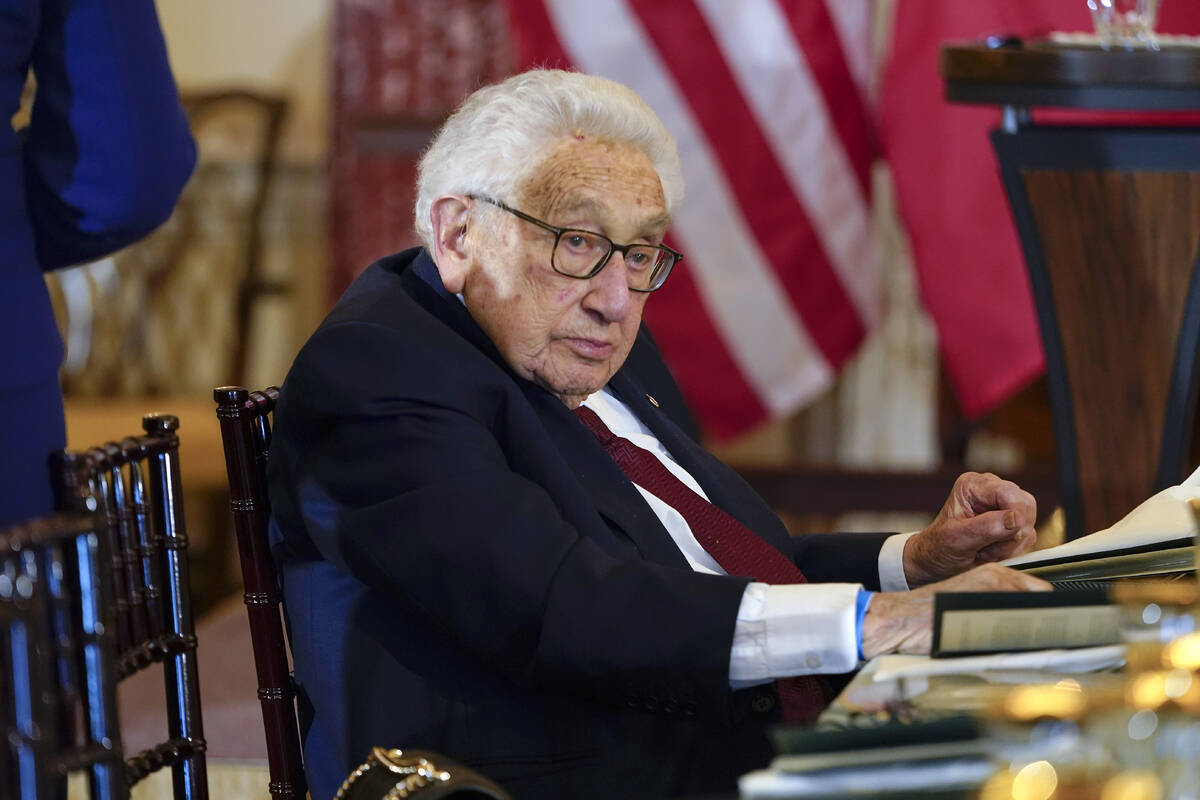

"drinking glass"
[1087, 0, 1163, 49]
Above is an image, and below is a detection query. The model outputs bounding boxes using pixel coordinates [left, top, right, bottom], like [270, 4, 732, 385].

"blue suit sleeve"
[23, 0, 196, 270]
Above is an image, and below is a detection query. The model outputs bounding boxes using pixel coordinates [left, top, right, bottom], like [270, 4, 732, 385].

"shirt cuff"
[728, 582, 862, 686]
[877, 531, 918, 592]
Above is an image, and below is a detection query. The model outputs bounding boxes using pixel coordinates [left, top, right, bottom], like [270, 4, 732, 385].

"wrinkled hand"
[861, 563, 1052, 659]
[904, 471, 1038, 587]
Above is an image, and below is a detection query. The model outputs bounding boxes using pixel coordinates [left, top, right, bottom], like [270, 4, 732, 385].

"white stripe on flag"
[543, 0, 833, 415]
[695, 0, 881, 328]
[823, 0, 873, 98]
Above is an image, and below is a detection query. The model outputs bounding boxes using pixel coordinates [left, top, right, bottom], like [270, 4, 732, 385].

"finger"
[1004, 568, 1053, 592]
[959, 473, 1037, 526]
[938, 508, 1026, 551]
[974, 527, 1037, 563]
[944, 563, 1052, 592]
[986, 563, 1053, 591]
[995, 483, 1037, 529]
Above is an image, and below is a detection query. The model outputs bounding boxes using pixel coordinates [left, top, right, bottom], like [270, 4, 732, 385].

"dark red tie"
[574, 405, 826, 723]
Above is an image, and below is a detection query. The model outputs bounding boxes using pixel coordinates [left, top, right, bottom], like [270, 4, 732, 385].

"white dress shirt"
[581, 389, 915, 685]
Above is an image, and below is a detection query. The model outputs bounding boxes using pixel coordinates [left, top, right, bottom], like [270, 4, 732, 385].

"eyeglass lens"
[552, 231, 671, 291]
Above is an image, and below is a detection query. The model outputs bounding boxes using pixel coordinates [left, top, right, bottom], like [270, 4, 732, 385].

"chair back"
[1, 512, 125, 800]
[53, 414, 208, 799]
[48, 90, 290, 398]
[212, 386, 306, 800]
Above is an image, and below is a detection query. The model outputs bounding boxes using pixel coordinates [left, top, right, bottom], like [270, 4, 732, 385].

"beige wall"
[140, 1, 333, 391]
[156, 0, 331, 161]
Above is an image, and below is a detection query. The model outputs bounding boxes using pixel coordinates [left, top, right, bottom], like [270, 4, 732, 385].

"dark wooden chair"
[212, 386, 306, 800]
[0, 565, 17, 797]
[51, 414, 209, 798]
[1, 511, 127, 799]
[181, 91, 290, 387]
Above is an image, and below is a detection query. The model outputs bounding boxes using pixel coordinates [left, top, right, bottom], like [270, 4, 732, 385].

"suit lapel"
[523, 385, 692, 569]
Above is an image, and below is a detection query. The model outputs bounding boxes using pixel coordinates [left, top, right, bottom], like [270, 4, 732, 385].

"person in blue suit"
[0, 0, 195, 529]
[269, 70, 1049, 800]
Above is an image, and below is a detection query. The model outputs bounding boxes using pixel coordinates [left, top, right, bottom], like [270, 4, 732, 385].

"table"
[941, 40, 1200, 111]
[941, 41, 1200, 540]
[735, 651, 1130, 799]
[819, 649, 1125, 730]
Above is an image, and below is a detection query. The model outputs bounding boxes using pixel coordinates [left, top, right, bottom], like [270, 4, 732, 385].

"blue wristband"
[855, 589, 874, 662]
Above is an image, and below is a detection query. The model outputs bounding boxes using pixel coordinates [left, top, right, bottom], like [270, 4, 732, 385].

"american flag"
[340, 2, 1196, 436]
[502, 0, 881, 439]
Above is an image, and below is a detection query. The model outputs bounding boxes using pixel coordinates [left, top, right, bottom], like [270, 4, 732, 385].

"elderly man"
[269, 69, 1049, 800]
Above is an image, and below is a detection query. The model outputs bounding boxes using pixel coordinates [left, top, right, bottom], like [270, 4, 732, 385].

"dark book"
[931, 589, 1118, 657]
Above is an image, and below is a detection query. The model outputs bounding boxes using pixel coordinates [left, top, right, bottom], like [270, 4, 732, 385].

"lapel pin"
[645, 393, 660, 408]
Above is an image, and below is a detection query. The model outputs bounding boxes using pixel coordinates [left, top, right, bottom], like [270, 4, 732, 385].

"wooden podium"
[942, 42, 1200, 540]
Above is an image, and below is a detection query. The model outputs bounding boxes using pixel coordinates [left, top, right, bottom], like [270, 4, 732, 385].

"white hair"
[414, 69, 684, 250]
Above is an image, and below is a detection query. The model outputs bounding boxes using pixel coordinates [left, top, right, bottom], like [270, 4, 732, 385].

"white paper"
[1002, 465, 1200, 568]
[936, 604, 1119, 653]
[1050, 31, 1200, 48]
[870, 645, 1126, 683]
[739, 759, 996, 799]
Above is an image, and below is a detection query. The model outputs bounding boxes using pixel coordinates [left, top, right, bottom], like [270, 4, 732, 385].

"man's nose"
[582, 253, 633, 321]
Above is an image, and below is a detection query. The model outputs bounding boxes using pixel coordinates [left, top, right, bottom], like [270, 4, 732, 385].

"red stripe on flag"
[643, 254, 770, 438]
[499, 0, 768, 436]
[499, 0, 573, 69]
[626, 0, 866, 368]
[778, 0, 875, 199]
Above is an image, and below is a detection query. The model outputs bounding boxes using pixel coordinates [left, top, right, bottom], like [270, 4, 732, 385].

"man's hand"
[861, 563, 1052, 659]
[904, 471, 1038, 587]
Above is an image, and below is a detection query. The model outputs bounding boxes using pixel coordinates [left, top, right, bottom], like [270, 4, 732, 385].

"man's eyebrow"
[555, 198, 671, 236]
[553, 197, 606, 219]
[638, 213, 671, 234]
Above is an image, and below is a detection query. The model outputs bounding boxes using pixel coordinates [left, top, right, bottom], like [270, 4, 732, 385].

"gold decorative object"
[335, 747, 451, 800]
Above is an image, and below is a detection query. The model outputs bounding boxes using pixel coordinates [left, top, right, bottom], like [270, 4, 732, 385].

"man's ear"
[429, 195, 472, 293]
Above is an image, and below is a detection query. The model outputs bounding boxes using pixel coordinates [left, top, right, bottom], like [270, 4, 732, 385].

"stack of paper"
[1002, 466, 1200, 582]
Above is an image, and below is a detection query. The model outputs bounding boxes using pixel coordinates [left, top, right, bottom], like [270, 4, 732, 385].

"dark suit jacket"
[269, 247, 890, 800]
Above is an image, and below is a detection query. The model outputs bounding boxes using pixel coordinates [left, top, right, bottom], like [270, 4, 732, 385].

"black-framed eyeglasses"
[471, 196, 681, 293]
